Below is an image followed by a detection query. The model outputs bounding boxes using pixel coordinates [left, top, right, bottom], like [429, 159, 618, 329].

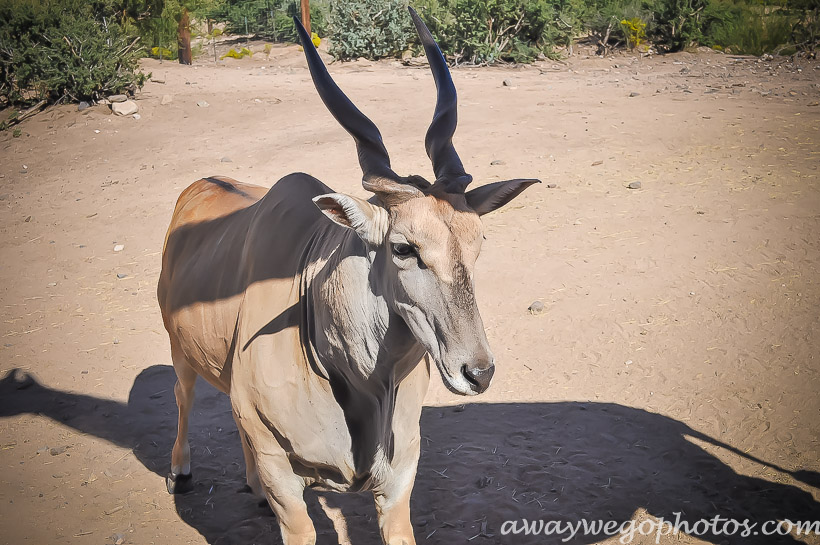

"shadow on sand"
[1, 365, 817, 544]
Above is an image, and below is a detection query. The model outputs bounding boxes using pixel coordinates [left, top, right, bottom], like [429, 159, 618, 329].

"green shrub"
[0, 0, 148, 107]
[645, 0, 709, 51]
[324, 0, 587, 63]
[436, 0, 584, 62]
[328, 0, 414, 60]
[787, 0, 819, 52]
[586, 0, 651, 54]
[210, 0, 328, 43]
[706, 2, 795, 54]
[437, 0, 555, 63]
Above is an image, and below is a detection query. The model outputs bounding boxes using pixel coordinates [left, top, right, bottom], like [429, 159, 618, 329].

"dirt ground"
[1, 42, 819, 545]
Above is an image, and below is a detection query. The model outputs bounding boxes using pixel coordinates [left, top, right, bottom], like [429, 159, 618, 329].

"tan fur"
[390, 193, 483, 283]
[158, 157, 536, 545]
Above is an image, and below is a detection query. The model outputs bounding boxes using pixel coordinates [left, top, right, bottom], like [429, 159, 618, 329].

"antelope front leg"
[374, 477, 417, 545]
[256, 458, 316, 545]
[232, 412, 264, 497]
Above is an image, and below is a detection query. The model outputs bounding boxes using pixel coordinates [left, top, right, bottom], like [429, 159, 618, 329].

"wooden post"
[301, 0, 311, 35]
[177, 7, 192, 65]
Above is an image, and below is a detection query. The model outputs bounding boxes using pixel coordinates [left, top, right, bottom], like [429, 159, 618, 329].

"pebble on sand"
[627, 181, 642, 189]
[528, 301, 546, 315]
[111, 100, 138, 116]
[113, 244, 124, 252]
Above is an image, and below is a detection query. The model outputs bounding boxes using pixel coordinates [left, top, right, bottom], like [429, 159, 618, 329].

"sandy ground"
[1, 42, 819, 545]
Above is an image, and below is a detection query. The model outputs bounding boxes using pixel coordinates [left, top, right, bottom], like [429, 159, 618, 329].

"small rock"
[220, 157, 233, 163]
[49, 446, 66, 456]
[113, 338, 120, 345]
[132, 113, 141, 120]
[78, 101, 90, 111]
[108, 94, 128, 103]
[111, 100, 138, 116]
[502, 79, 513, 87]
[160, 94, 173, 105]
[591, 160, 603, 166]
[689, 291, 695, 296]
[24, 215, 32, 222]
[627, 181, 642, 189]
[546, 183, 557, 188]
[629, 92, 640, 97]
[47, 282, 57, 287]
[94, 129, 101, 134]
[528, 301, 545, 315]
[113, 244, 124, 252]
[490, 160, 506, 166]
[625, 360, 633, 365]
[197, 100, 210, 108]
[116, 273, 128, 279]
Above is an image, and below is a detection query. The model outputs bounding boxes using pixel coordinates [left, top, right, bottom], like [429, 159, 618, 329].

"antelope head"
[295, 9, 539, 396]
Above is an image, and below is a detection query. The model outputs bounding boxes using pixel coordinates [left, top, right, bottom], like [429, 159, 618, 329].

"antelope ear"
[313, 193, 388, 245]
[465, 179, 541, 216]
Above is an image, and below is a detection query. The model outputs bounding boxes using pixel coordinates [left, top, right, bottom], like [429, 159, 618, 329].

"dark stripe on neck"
[204, 176, 251, 198]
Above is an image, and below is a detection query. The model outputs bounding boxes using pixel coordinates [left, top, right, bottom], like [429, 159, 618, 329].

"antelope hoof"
[166, 471, 193, 494]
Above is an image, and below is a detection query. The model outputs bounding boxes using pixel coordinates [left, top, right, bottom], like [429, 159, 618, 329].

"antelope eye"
[392, 242, 416, 259]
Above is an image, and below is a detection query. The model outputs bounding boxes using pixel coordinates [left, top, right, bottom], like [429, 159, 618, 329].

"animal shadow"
[0, 366, 817, 544]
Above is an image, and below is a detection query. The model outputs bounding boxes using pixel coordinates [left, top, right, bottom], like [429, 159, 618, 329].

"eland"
[157, 8, 539, 545]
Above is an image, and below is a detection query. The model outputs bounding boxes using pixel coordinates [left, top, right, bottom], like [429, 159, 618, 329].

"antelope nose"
[461, 362, 495, 393]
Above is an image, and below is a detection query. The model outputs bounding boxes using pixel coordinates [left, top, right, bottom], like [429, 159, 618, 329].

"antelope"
[157, 9, 539, 545]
